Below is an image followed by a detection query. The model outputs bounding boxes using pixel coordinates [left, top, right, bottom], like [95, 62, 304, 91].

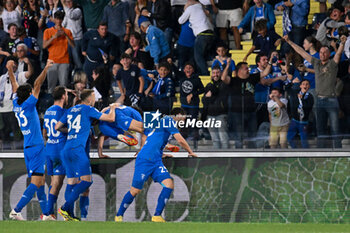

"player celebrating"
[43, 86, 68, 220]
[55, 89, 116, 221]
[115, 108, 197, 222]
[8, 60, 54, 220]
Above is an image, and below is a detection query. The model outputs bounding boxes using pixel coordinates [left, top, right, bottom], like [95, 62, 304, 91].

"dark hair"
[171, 107, 186, 116]
[53, 86, 66, 101]
[216, 41, 228, 50]
[7, 23, 17, 31]
[7, 56, 18, 65]
[98, 21, 108, 28]
[271, 87, 282, 94]
[80, 89, 94, 101]
[212, 65, 221, 71]
[184, 61, 195, 69]
[255, 19, 267, 32]
[236, 62, 248, 71]
[255, 54, 267, 65]
[338, 25, 349, 37]
[16, 27, 26, 37]
[54, 10, 65, 20]
[16, 84, 33, 105]
[304, 36, 322, 52]
[120, 53, 132, 60]
[346, 11, 350, 20]
[158, 62, 171, 71]
[130, 32, 142, 41]
[300, 79, 310, 84]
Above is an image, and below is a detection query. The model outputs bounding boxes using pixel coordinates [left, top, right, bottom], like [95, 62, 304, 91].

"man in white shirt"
[0, 57, 31, 147]
[178, 0, 214, 75]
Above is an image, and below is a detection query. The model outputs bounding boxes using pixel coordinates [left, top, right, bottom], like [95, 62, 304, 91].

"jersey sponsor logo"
[67, 134, 78, 140]
[21, 129, 31, 135]
[45, 111, 57, 116]
[47, 139, 60, 144]
[181, 80, 193, 94]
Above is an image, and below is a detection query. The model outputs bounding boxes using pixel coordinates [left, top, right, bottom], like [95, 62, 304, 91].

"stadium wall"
[1, 152, 350, 222]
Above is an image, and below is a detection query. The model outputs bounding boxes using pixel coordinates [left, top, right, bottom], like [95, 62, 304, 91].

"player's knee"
[82, 188, 90, 196]
[162, 178, 174, 189]
[130, 187, 141, 196]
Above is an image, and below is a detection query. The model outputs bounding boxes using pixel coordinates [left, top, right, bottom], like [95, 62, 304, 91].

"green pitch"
[1, 222, 350, 233]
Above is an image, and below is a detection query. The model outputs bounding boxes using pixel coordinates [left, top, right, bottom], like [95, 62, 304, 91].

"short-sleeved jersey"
[13, 95, 44, 148]
[44, 105, 67, 145]
[137, 116, 179, 162]
[59, 104, 102, 148]
[116, 105, 142, 122]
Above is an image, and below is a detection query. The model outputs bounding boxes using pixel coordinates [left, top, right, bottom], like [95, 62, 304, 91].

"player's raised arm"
[99, 103, 117, 122]
[173, 133, 197, 157]
[7, 60, 18, 93]
[33, 59, 54, 98]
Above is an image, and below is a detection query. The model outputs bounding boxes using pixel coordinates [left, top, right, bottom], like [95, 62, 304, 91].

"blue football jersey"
[44, 105, 67, 145]
[137, 116, 179, 162]
[13, 95, 44, 148]
[59, 104, 102, 148]
[116, 105, 142, 122]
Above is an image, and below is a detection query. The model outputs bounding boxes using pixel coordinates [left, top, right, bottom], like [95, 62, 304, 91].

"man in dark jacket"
[202, 66, 229, 149]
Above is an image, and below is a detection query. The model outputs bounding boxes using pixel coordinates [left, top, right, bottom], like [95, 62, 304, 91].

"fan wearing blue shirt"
[43, 86, 68, 219]
[55, 89, 116, 221]
[115, 108, 197, 223]
[8, 60, 54, 221]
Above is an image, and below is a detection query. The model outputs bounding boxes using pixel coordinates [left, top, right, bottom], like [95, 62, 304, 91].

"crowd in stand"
[0, 0, 350, 149]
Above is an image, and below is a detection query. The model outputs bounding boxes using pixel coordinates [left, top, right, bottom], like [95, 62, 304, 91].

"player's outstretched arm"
[173, 133, 197, 157]
[33, 59, 54, 98]
[7, 60, 18, 93]
[54, 121, 66, 132]
[98, 134, 110, 158]
[99, 103, 117, 122]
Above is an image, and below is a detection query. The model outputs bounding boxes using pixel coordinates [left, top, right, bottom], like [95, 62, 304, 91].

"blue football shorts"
[61, 145, 92, 178]
[24, 144, 46, 177]
[132, 158, 172, 189]
[45, 142, 66, 176]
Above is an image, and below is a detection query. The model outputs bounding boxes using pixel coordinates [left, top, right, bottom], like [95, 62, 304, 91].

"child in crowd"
[150, 62, 175, 115]
[268, 87, 289, 148]
[243, 19, 281, 62]
[211, 43, 236, 77]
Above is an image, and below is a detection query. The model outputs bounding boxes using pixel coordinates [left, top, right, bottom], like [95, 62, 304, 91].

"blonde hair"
[73, 70, 88, 85]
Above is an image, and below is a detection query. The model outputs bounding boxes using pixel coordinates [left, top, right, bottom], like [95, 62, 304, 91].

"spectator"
[275, 0, 310, 47]
[171, 0, 187, 36]
[316, 6, 345, 46]
[287, 79, 314, 148]
[125, 32, 154, 70]
[82, 22, 118, 81]
[142, 0, 173, 46]
[202, 66, 229, 149]
[284, 34, 347, 148]
[138, 62, 156, 111]
[216, 0, 247, 50]
[20, 0, 40, 38]
[15, 44, 34, 84]
[252, 54, 287, 126]
[92, 64, 111, 108]
[149, 61, 175, 114]
[221, 58, 286, 148]
[0, 23, 18, 63]
[0, 0, 22, 33]
[116, 53, 144, 107]
[139, 17, 170, 68]
[74, 0, 109, 30]
[238, 0, 276, 38]
[0, 57, 32, 146]
[267, 87, 289, 149]
[62, 0, 84, 69]
[43, 10, 74, 93]
[102, 0, 130, 53]
[178, 0, 215, 75]
[269, 50, 285, 90]
[179, 62, 204, 139]
[38, 0, 61, 30]
[13, 27, 40, 61]
[177, 21, 196, 70]
[243, 19, 281, 62]
[212, 42, 236, 77]
[339, 63, 350, 136]
[133, 0, 148, 33]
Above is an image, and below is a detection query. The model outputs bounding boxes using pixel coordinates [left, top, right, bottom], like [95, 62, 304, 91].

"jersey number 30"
[67, 114, 82, 133]
[44, 119, 60, 137]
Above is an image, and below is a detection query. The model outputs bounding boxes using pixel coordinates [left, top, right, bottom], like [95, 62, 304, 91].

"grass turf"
[1, 222, 350, 233]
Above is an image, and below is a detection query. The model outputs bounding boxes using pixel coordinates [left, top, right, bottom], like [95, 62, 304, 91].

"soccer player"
[115, 108, 197, 222]
[8, 60, 54, 220]
[42, 86, 68, 220]
[55, 89, 116, 221]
